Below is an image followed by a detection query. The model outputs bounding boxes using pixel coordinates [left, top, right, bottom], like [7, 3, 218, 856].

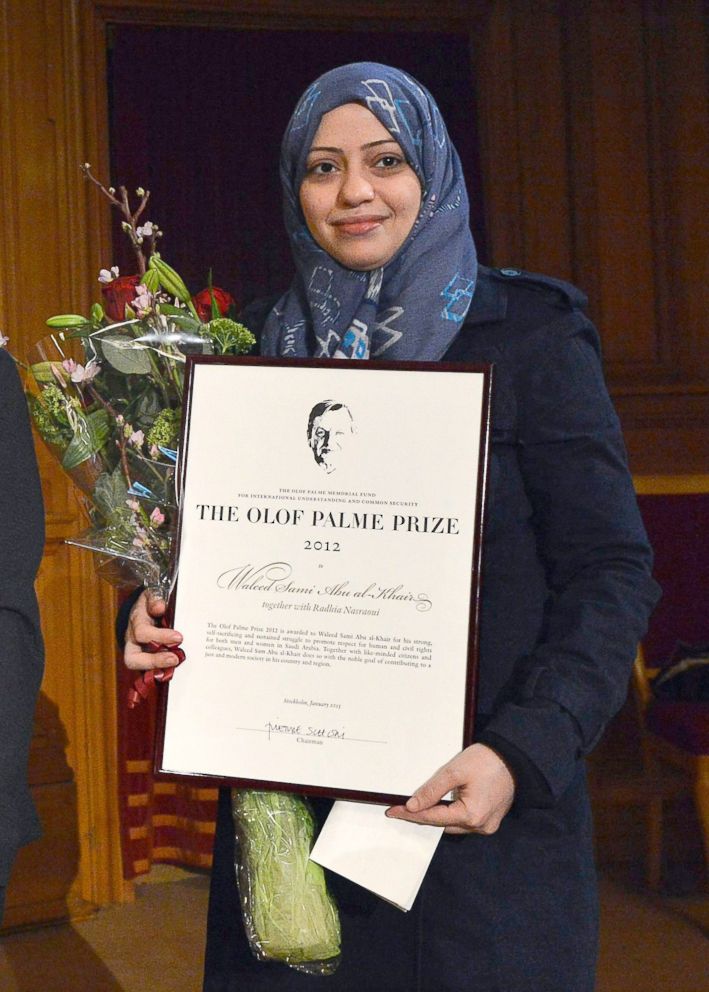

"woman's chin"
[331, 249, 391, 272]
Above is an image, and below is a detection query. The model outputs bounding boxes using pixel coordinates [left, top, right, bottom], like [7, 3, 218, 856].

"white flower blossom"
[132, 285, 154, 317]
[98, 265, 120, 283]
[136, 221, 155, 239]
[0, 333, 9, 348]
[69, 358, 101, 384]
[150, 507, 165, 527]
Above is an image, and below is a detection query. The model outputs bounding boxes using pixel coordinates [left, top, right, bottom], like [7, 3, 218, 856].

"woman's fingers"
[386, 744, 516, 835]
[406, 763, 458, 813]
[124, 640, 181, 671]
[124, 589, 184, 671]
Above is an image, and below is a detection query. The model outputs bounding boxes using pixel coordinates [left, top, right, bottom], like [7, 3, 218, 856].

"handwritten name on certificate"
[158, 358, 490, 803]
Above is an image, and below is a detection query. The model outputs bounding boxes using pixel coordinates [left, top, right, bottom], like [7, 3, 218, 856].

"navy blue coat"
[197, 267, 659, 991]
[0, 351, 44, 897]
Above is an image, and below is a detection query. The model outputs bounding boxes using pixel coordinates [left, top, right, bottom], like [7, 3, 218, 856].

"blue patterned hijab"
[261, 62, 477, 361]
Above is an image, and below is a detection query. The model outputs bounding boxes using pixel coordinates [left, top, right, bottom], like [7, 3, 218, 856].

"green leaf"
[30, 361, 61, 384]
[61, 408, 110, 470]
[91, 302, 105, 324]
[100, 334, 153, 375]
[165, 313, 201, 333]
[210, 290, 220, 320]
[93, 465, 130, 519]
[131, 388, 163, 430]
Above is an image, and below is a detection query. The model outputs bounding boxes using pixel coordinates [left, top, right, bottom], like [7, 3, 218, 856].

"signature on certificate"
[233, 722, 386, 745]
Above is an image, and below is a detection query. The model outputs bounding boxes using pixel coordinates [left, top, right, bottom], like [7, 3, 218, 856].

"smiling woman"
[299, 103, 422, 271]
[262, 63, 478, 363]
[119, 61, 659, 992]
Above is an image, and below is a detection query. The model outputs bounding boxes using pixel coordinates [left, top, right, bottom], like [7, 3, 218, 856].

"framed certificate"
[156, 357, 491, 804]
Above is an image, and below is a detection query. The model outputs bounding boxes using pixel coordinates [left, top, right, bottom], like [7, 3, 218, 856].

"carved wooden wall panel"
[567, 0, 658, 369]
[1, 0, 125, 930]
[475, 0, 707, 471]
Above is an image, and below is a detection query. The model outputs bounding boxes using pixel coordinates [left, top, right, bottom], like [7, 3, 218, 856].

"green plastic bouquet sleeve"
[231, 789, 341, 976]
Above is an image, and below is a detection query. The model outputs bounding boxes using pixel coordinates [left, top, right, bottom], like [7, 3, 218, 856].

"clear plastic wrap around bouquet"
[232, 791, 341, 975]
[25, 279, 255, 599]
[3, 166, 341, 975]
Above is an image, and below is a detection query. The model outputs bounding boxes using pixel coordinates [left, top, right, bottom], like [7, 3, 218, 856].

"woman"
[122, 64, 659, 990]
[0, 346, 45, 922]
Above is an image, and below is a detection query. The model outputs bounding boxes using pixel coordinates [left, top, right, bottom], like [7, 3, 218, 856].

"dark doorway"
[108, 25, 482, 310]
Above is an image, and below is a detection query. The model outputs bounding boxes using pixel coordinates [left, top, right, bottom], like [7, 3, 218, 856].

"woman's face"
[299, 102, 422, 271]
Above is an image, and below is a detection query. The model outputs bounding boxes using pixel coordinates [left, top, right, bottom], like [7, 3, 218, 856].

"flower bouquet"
[23, 166, 255, 612]
[4, 166, 340, 976]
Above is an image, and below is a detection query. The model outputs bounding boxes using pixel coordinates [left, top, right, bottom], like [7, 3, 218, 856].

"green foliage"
[146, 407, 181, 449]
[41, 383, 71, 424]
[31, 362, 63, 384]
[93, 465, 130, 520]
[130, 387, 164, 433]
[27, 393, 71, 447]
[157, 304, 201, 334]
[204, 318, 256, 356]
[61, 408, 110, 470]
[100, 334, 153, 375]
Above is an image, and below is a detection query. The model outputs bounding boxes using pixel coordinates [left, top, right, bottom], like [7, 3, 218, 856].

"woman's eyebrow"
[307, 139, 400, 155]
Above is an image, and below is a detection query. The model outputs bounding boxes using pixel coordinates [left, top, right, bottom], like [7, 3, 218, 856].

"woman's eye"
[307, 162, 337, 176]
[376, 154, 403, 169]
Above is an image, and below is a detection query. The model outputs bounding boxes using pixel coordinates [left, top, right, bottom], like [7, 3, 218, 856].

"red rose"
[101, 274, 142, 323]
[191, 286, 236, 323]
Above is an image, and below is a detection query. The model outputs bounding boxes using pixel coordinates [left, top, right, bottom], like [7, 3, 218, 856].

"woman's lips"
[331, 216, 387, 236]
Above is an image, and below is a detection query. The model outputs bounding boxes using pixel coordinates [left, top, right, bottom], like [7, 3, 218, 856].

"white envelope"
[310, 800, 443, 912]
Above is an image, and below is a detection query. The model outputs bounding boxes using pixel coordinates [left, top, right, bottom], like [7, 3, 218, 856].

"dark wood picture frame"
[154, 355, 492, 804]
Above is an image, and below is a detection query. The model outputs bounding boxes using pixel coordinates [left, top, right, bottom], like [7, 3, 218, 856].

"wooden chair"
[632, 645, 709, 889]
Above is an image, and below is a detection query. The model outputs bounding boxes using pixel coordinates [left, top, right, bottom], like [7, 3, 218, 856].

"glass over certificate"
[157, 357, 491, 804]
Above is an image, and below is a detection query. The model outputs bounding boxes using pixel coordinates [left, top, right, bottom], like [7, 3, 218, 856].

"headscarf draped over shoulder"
[261, 62, 477, 361]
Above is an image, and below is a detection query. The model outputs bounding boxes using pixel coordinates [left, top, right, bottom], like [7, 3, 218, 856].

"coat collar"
[465, 266, 508, 325]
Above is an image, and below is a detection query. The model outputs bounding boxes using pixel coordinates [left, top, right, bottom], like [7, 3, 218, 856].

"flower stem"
[86, 383, 131, 487]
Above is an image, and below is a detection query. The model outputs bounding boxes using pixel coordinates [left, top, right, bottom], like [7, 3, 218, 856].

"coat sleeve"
[0, 351, 45, 879]
[479, 312, 660, 804]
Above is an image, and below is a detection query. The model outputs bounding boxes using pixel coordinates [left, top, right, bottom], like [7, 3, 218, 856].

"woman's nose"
[338, 167, 375, 206]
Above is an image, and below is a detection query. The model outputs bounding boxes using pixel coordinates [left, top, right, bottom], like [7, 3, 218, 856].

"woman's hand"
[123, 589, 183, 676]
[386, 743, 516, 835]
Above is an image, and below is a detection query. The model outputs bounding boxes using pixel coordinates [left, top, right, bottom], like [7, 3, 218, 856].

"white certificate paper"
[158, 358, 490, 803]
